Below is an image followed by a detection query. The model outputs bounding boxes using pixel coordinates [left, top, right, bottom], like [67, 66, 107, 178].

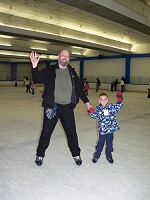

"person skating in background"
[88, 91, 123, 164]
[30, 50, 93, 166]
[121, 76, 125, 92]
[114, 79, 119, 91]
[23, 76, 26, 86]
[30, 81, 36, 95]
[96, 78, 101, 92]
[15, 79, 17, 87]
[147, 82, 150, 98]
[84, 81, 89, 96]
[25, 77, 30, 93]
[111, 81, 115, 92]
[82, 78, 87, 86]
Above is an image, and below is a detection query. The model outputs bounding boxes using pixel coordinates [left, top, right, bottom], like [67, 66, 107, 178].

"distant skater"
[84, 81, 89, 96]
[30, 81, 36, 95]
[96, 78, 101, 92]
[25, 77, 30, 93]
[147, 82, 150, 98]
[15, 79, 17, 87]
[114, 79, 119, 91]
[111, 81, 115, 92]
[121, 76, 125, 92]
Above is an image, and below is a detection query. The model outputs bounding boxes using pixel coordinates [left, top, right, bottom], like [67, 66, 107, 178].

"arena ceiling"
[0, 0, 150, 62]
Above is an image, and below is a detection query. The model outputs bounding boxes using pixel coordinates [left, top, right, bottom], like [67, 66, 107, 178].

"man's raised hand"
[29, 51, 40, 68]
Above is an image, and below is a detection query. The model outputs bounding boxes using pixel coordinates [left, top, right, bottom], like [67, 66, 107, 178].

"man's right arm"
[30, 51, 40, 68]
[32, 68, 44, 84]
[30, 51, 44, 83]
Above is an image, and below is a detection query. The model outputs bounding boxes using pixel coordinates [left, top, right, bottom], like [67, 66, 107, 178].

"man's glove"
[45, 106, 57, 120]
[88, 107, 95, 113]
[116, 91, 123, 102]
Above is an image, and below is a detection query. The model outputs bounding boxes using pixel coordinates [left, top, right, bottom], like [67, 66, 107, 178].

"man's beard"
[59, 60, 69, 67]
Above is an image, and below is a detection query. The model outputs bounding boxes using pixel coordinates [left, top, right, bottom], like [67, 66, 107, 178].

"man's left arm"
[72, 69, 93, 110]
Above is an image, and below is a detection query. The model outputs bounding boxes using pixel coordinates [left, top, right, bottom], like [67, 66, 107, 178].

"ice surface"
[0, 86, 150, 200]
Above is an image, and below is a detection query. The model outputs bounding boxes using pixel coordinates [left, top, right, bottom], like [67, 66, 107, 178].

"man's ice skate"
[74, 156, 82, 166]
[35, 156, 43, 166]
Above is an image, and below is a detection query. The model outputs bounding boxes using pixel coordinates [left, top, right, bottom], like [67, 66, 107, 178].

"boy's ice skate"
[92, 157, 98, 163]
[107, 158, 114, 164]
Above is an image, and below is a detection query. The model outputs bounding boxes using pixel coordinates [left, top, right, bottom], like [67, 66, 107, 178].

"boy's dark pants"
[94, 133, 114, 159]
[36, 103, 81, 158]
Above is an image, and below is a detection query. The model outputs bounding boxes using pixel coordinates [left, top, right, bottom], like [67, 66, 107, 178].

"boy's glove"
[88, 107, 95, 113]
[116, 91, 123, 102]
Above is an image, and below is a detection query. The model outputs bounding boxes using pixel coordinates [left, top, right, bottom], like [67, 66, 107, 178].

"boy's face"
[99, 95, 108, 107]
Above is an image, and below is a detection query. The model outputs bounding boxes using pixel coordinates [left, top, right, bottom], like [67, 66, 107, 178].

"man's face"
[99, 95, 108, 107]
[58, 50, 70, 67]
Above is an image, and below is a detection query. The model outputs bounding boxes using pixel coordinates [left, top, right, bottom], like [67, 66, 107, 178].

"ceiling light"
[31, 47, 47, 51]
[39, 55, 47, 58]
[30, 40, 50, 44]
[0, 52, 28, 57]
[72, 46, 84, 49]
[0, 35, 14, 39]
[72, 52, 82, 55]
[0, 52, 49, 58]
[0, 44, 11, 46]
[48, 55, 58, 59]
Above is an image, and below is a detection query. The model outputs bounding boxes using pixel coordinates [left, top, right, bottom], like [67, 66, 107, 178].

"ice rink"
[0, 86, 150, 200]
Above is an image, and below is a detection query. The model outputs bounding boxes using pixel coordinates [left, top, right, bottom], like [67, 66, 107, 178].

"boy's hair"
[99, 93, 108, 97]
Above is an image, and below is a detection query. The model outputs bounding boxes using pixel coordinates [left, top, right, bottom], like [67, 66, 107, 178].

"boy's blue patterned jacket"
[89, 102, 123, 135]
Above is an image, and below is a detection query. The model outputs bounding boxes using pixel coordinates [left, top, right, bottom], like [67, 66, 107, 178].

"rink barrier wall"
[0, 81, 148, 93]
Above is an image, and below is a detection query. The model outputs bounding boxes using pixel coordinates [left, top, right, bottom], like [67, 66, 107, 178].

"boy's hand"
[116, 91, 123, 102]
[88, 107, 95, 113]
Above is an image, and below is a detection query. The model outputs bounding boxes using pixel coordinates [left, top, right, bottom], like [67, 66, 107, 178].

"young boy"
[88, 91, 123, 164]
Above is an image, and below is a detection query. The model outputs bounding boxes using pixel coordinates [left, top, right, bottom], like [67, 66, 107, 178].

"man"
[30, 50, 93, 166]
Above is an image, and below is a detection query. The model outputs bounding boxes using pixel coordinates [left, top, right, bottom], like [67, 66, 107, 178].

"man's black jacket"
[32, 62, 89, 108]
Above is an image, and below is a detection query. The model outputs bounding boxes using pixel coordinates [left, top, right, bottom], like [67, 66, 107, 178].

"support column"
[11, 63, 17, 81]
[125, 57, 131, 84]
[80, 59, 84, 80]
